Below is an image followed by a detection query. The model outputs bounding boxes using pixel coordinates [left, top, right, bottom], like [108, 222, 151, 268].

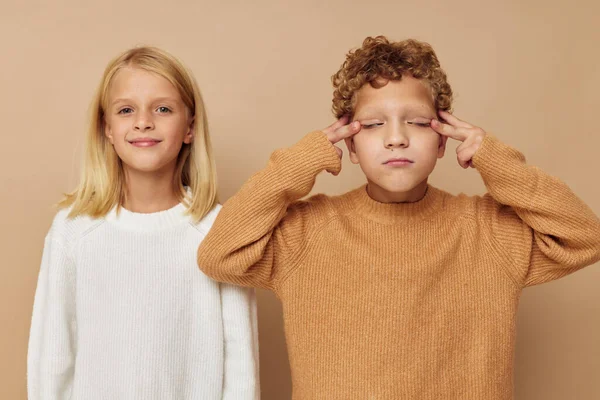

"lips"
[384, 157, 414, 166]
[128, 138, 162, 147]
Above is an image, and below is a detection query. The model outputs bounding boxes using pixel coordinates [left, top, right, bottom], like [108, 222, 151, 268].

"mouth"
[383, 157, 414, 166]
[128, 138, 162, 147]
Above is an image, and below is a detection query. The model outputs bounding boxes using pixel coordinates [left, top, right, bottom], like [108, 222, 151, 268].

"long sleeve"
[197, 131, 341, 290]
[472, 134, 600, 287]
[220, 284, 260, 399]
[27, 235, 77, 400]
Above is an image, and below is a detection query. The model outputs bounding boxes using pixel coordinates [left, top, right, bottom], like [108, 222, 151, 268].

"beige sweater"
[198, 131, 600, 399]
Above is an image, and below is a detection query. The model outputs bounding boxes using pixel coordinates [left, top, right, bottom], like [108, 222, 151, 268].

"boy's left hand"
[431, 111, 487, 169]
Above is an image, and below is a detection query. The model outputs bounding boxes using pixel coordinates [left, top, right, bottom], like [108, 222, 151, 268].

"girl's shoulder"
[46, 207, 105, 247]
[188, 203, 222, 236]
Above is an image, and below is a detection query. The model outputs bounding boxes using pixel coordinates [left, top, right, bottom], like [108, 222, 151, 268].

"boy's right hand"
[322, 115, 361, 159]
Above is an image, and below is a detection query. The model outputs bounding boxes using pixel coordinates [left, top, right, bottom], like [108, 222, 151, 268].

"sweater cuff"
[285, 131, 342, 176]
[472, 135, 526, 174]
[471, 134, 535, 197]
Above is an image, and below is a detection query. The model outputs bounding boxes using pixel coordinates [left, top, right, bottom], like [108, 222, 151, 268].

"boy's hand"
[322, 115, 361, 159]
[431, 111, 487, 169]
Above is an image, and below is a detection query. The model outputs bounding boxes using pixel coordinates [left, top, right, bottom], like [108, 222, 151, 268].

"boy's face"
[345, 75, 446, 203]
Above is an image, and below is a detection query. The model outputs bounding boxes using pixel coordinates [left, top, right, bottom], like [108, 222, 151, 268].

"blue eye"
[157, 106, 171, 113]
[118, 107, 133, 114]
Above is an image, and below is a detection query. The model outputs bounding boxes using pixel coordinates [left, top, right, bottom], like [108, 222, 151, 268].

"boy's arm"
[220, 284, 260, 399]
[27, 233, 77, 400]
[198, 119, 359, 290]
[433, 111, 600, 287]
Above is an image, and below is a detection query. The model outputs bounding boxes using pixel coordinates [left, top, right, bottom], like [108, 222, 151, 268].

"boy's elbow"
[591, 232, 600, 265]
[196, 242, 223, 278]
[197, 242, 241, 282]
[578, 219, 600, 266]
[587, 217, 600, 259]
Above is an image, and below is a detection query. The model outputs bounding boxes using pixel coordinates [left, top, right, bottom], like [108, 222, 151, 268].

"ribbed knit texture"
[28, 203, 260, 400]
[198, 131, 600, 399]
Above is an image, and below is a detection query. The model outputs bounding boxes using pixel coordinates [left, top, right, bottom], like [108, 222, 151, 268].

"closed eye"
[362, 122, 384, 129]
[408, 121, 431, 128]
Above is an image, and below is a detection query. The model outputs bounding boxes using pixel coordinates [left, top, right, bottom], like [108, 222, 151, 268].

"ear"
[104, 121, 114, 144]
[437, 134, 448, 158]
[344, 136, 360, 164]
[183, 116, 195, 144]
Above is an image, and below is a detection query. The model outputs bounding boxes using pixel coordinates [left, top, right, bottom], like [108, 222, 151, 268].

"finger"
[327, 146, 343, 175]
[456, 140, 469, 154]
[457, 145, 479, 168]
[455, 139, 479, 154]
[327, 121, 361, 144]
[457, 154, 469, 169]
[322, 115, 350, 135]
[431, 119, 469, 142]
[438, 111, 472, 128]
[335, 146, 343, 158]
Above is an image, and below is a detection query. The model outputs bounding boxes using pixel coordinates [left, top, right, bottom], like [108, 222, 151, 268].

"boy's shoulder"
[290, 190, 350, 214]
[286, 186, 375, 225]
[439, 188, 506, 221]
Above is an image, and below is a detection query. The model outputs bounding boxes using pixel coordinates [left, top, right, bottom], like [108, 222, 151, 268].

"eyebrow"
[110, 96, 180, 106]
[356, 106, 436, 118]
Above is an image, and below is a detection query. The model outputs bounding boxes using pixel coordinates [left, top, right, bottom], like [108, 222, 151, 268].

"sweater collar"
[347, 184, 445, 224]
[105, 202, 189, 232]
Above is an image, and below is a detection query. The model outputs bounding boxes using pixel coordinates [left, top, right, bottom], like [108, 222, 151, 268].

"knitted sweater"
[197, 131, 600, 399]
[28, 203, 260, 400]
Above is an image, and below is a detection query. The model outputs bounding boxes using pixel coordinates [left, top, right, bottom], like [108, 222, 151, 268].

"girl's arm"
[220, 284, 260, 399]
[27, 232, 77, 399]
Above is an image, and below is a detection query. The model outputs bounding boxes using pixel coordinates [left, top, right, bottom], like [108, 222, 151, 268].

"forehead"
[109, 67, 179, 98]
[353, 75, 435, 115]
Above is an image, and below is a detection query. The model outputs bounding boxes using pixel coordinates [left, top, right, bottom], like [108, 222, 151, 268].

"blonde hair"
[60, 46, 218, 222]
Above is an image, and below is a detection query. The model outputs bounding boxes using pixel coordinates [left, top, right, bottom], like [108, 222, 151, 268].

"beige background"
[1, 0, 599, 398]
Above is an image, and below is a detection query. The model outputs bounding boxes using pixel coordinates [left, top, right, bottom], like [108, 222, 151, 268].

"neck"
[123, 166, 180, 213]
[366, 179, 428, 203]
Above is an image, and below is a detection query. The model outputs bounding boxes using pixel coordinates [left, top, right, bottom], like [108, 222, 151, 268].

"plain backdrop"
[1, 0, 599, 398]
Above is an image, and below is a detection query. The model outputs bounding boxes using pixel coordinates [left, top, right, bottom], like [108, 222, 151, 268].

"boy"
[197, 36, 600, 399]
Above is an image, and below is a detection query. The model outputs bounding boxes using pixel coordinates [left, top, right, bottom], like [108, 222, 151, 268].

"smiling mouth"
[384, 158, 414, 166]
[128, 138, 162, 147]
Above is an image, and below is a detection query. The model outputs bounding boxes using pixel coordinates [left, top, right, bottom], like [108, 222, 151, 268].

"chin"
[372, 178, 426, 195]
[123, 160, 169, 174]
[383, 183, 419, 194]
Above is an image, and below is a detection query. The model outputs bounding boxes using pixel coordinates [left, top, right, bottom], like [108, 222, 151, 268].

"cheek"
[167, 118, 192, 141]
[416, 132, 441, 152]
[354, 134, 380, 157]
[108, 120, 129, 140]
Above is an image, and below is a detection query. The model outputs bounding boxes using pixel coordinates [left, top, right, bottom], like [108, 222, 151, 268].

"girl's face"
[104, 67, 193, 177]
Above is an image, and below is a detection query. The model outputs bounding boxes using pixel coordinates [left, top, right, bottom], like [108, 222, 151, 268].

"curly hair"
[331, 36, 453, 118]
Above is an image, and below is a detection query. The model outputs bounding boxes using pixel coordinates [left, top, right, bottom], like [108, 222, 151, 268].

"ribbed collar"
[105, 202, 189, 232]
[346, 184, 446, 224]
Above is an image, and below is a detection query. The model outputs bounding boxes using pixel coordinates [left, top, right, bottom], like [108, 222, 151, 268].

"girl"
[27, 47, 259, 399]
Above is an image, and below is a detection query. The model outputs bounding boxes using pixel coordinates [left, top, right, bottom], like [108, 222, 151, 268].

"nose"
[134, 111, 154, 132]
[384, 124, 409, 149]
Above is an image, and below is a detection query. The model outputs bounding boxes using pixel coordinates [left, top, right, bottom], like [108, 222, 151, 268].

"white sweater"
[27, 203, 259, 400]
